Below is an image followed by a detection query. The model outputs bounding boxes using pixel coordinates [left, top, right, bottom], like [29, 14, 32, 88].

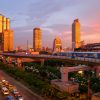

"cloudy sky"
[0, 0, 100, 49]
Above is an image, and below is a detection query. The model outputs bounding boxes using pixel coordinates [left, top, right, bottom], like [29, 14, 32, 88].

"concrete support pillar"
[17, 58, 22, 67]
[2, 56, 6, 63]
[40, 59, 44, 65]
[96, 66, 100, 77]
[9, 57, 12, 64]
[60, 67, 68, 83]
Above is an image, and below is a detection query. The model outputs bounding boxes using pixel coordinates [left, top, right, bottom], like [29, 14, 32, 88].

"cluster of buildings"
[0, 14, 14, 52]
[0, 14, 99, 53]
[33, 19, 100, 52]
[33, 28, 63, 53]
[0, 14, 83, 53]
[33, 19, 81, 52]
[0, 14, 81, 53]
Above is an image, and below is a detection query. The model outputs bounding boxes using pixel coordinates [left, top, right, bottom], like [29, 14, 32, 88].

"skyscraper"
[3, 30, 14, 51]
[0, 14, 3, 33]
[6, 18, 10, 30]
[0, 14, 14, 51]
[53, 37, 62, 52]
[72, 19, 81, 50]
[33, 28, 42, 51]
[3, 16, 7, 31]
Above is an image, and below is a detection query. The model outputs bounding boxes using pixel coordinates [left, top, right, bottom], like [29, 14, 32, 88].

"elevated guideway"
[0, 53, 100, 65]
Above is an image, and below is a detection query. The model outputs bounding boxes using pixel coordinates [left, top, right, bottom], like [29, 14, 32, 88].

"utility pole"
[27, 40, 28, 51]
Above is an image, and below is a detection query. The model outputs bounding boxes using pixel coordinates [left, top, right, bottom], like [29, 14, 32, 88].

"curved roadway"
[0, 70, 42, 100]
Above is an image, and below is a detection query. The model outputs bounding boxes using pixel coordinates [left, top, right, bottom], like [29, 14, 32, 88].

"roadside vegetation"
[0, 62, 68, 100]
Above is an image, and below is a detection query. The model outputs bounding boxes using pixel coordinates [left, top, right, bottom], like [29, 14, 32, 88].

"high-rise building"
[6, 18, 10, 30]
[53, 37, 62, 52]
[0, 14, 14, 51]
[72, 19, 81, 50]
[33, 28, 42, 51]
[3, 16, 7, 31]
[3, 30, 14, 51]
[0, 14, 3, 33]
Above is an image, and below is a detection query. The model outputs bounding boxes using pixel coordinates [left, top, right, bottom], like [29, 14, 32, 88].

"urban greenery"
[69, 71, 100, 93]
[0, 62, 67, 100]
[23, 62, 61, 80]
[90, 77, 100, 93]
[23, 61, 100, 94]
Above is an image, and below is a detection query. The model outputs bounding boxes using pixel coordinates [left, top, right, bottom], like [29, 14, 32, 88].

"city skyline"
[0, 0, 100, 49]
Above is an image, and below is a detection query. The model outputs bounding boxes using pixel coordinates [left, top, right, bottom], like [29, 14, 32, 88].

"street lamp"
[78, 70, 83, 76]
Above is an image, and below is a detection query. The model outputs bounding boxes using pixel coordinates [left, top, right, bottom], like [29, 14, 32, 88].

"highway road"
[0, 70, 42, 100]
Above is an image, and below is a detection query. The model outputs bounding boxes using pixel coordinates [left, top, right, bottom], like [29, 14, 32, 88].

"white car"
[2, 87, 9, 95]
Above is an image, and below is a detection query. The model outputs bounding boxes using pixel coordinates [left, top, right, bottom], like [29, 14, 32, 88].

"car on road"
[15, 94, 24, 100]
[8, 84, 16, 92]
[6, 95, 14, 100]
[0, 82, 2, 88]
[2, 87, 9, 95]
[12, 89, 19, 96]
[2, 79, 6, 83]
[2, 80, 9, 86]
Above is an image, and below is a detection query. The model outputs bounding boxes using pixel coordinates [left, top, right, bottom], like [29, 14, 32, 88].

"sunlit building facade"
[6, 18, 10, 30]
[0, 14, 14, 51]
[72, 19, 81, 50]
[0, 14, 3, 33]
[3, 16, 7, 31]
[53, 37, 62, 52]
[33, 28, 42, 51]
[3, 30, 14, 51]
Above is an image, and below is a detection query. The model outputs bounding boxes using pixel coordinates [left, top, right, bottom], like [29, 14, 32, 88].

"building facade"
[0, 15, 3, 33]
[72, 19, 81, 50]
[53, 37, 62, 52]
[3, 30, 14, 51]
[33, 28, 42, 51]
[0, 14, 14, 52]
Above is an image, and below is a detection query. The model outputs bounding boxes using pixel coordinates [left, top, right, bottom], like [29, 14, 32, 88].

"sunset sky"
[0, 0, 100, 49]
